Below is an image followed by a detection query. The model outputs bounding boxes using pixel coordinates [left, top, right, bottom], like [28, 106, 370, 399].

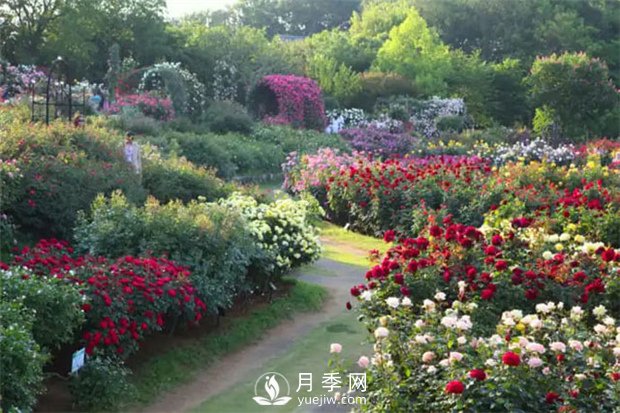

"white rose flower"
[401, 297, 412, 307]
[360, 290, 373, 301]
[385, 297, 400, 309]
[434, 292, 446, 301]
[449, 352, 463, 363]
[568, 340, 584, 352]
[549, 342, 566, 352]
[423, 299, 435, 312]
[594, 324, 608, 335]
[593, 305, 607, 318]
[441, 315, 457, 329]
[422, 351, 435, 363]
[374, 327, 389, 339]
[526, 342, 546, 354]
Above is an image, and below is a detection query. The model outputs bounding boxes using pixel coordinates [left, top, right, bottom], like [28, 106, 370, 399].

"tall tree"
[231, 0, 361, 37]
[0, 0, 64, 62]
[373, 8, 451, 96]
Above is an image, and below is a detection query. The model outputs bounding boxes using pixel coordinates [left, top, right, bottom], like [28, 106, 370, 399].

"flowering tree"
[250, 75, 327, 130]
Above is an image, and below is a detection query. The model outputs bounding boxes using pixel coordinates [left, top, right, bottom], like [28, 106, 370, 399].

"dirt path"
[139, 257, 363, 413]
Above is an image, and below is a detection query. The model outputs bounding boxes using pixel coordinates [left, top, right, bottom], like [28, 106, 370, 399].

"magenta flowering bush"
[339, 127, 416, 158]
[105, 93, 175, 121]
[251, 75, 327, 130]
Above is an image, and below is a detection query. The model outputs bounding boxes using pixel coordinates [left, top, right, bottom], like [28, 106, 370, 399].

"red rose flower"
[481, 288, 495, 300]
[429, 225, 442, 237]
[445, 380, 465, 394]
[495, 260, 508, 271]
[502, 351, 521, 366]
[545, 391, 560, 404]
[383, 230, 395, 243]
[601, 248, 616, 262]
[469, 369, 486, 381]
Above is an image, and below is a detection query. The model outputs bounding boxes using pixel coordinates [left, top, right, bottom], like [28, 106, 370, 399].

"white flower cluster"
[211, 59, 239, 102]
[409, 97, 466, 138]
[219, 193, 322, 273]
[491, 138, 576, 165]
[325, 108, 366, 133]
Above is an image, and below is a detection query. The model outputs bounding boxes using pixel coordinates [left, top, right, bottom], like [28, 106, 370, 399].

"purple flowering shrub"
[339, 127, 416, 158]
[252, 75, 327, 130]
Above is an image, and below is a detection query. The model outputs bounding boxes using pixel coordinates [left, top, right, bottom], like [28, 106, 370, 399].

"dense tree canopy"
[1, 0, 617, 135]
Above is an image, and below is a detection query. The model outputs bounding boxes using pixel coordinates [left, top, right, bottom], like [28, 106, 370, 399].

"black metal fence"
[29, 58, 88, 124]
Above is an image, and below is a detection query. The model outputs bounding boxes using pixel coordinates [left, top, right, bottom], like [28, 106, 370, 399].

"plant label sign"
[71, 348, 86, 374]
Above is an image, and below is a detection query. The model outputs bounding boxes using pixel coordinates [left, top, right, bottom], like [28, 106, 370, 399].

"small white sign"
[71, 348, 86, 374]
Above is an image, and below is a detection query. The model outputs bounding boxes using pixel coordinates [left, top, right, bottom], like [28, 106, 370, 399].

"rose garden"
[1, 1, 619, 412]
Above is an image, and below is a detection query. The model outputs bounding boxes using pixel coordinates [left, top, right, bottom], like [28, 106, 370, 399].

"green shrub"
[108, 109, 162, 136]
[527, 52, 619, 140]
[141, 144, 232, 203]
[436, 115, 468, 132]
[251, 125, 349, 155]
[348, 72, 417, 111]
[150, 132, 282, 179]
[74, 192, 257, 312]
[143, 127, 348, 180]
[0, 118, 146, 239]
[202, 100, 254, 134]
[0, 301, 47, 413]
[68, 357, 135, 412]
[1, 267, 84, 350]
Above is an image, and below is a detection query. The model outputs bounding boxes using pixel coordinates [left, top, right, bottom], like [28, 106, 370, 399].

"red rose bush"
[6, 239, 205, 357]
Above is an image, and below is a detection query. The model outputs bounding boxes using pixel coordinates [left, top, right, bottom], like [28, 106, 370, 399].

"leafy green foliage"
[527, 52, 619, 140]
[141, 144, 232, 203]
[202, 100, 254, 134]
[374, 8, 452, 96]
[1, 268, 84, 350]
[307, 54, 362, 105]
[0, 300, 47, 413]
[69, 357, 135, 412]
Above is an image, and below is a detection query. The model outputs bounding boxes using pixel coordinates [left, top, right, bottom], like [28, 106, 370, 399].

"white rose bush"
[219, 193, 322, 277]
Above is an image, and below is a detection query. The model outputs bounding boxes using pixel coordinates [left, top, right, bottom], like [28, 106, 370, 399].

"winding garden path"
[140, 227, 379, 413]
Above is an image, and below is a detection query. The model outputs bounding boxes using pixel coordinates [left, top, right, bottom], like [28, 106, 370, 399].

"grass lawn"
[318, 221, 388, 268]
[193, 309, 370, 413]
[129, 279, 327, 406]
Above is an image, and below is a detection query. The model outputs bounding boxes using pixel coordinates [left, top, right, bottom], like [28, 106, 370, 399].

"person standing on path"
[124, 131, 142, 176]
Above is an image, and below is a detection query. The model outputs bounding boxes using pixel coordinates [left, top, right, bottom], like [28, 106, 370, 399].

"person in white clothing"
[123, 132, 142, 175]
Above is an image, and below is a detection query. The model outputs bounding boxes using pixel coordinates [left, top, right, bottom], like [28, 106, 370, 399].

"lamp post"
[45, 56, 65, 125]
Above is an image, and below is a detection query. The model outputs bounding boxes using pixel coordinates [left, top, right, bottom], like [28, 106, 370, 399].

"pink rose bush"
[105, 93, 175, 121]
[252, 75, 327, 130]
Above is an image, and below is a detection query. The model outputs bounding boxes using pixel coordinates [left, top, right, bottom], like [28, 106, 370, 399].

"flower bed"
[285, 146, 620, 240]
[336, 296, 620, 411]
[285, 151, 496, 235]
